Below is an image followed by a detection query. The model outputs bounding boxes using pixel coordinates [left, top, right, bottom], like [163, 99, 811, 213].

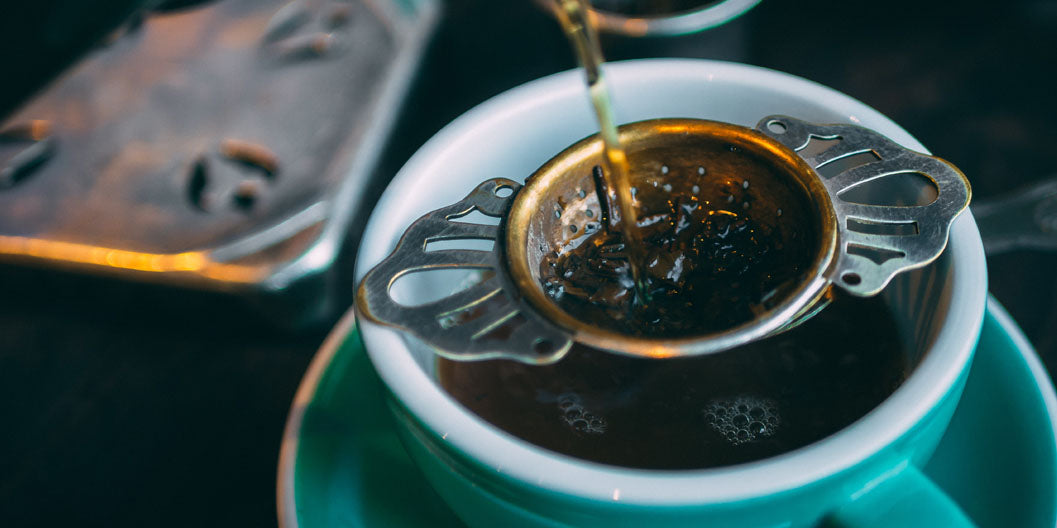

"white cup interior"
[355, 59, 987, 505]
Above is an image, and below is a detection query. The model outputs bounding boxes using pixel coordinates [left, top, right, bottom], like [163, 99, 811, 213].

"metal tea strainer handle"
[357, 115, 970, 364]
[759, 116, 970, 297]
[356, 178, 573, 363]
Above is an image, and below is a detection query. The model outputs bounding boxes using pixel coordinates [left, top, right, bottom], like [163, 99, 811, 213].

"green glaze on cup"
[278, 312, 462, 528]
[924, 299, 1057, 527]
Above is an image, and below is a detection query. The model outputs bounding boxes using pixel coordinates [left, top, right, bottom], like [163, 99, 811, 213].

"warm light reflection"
[643, 346, 679, 359]
[27, 120, 51, 140]
[1, 120, 51, 140]
[0, 236, 263, 283]
[652, 124, 691, 135]
[616, 18, 650, 37]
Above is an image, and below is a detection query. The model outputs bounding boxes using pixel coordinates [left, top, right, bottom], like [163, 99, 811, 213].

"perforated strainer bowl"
[504, 118, 837, 358]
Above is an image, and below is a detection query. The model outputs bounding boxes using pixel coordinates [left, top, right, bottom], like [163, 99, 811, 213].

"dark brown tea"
[538, 145, 819, 338]
[438, 292, 909, 469]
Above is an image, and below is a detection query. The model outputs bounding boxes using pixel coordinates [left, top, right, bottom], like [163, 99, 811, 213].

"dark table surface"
[3, 0, 1056, 526]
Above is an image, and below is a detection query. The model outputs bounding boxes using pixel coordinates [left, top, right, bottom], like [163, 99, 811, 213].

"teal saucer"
[277, 297, 1057, 528]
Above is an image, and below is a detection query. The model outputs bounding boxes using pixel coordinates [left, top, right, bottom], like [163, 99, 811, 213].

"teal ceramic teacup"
[354, 59, 988, 527]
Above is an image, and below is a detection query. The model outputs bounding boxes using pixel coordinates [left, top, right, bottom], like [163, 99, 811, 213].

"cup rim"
[354, 58, 988, 506]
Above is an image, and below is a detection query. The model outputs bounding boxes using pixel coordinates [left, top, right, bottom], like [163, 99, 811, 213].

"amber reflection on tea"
[438, 293, 909, 469]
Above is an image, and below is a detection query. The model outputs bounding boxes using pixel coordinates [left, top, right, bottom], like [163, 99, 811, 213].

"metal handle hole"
[837, 171, 939, 207]
[423, 238, 496, 252]
[389, 269, 485, 307]
[766, 120, 787, 134]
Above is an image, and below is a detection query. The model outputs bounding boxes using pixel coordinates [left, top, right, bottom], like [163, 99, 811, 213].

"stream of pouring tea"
[552, 0, 650, 303]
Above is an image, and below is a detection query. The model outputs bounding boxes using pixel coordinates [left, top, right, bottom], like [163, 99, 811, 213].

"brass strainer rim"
[504, 118, 839, 358]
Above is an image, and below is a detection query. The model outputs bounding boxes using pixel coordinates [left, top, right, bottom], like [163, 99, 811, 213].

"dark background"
[2, 0, 1056, 526]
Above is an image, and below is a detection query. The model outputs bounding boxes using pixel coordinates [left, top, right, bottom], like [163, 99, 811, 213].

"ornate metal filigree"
[757, 115, 970, 296]
[357, 179, 573, 364]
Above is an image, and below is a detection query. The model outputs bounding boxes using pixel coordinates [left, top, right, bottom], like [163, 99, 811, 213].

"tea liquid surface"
[438, 293, 909, 469]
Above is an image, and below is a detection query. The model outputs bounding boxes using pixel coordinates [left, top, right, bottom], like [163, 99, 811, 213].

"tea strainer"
[356, 115, 970, 363]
